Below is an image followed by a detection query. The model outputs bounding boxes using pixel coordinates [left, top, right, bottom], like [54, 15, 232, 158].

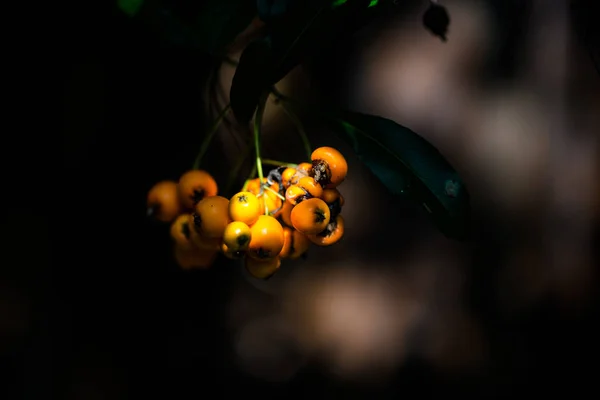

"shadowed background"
[3, 0, 599, 398]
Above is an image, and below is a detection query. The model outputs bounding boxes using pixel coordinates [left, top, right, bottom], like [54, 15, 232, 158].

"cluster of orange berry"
[146, 147, 348, 279]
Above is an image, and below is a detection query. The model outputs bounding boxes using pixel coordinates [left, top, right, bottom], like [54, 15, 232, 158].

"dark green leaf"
[230, 38, 275, 123]
[329, 111, 471, 240]
[118, 0, 144, 17]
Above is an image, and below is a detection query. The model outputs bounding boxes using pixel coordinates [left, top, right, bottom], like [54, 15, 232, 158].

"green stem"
[192, 104, 232, 169]
[264, 185, 285, 201]
[261, 159, 297, 168]
[253, 92, 269, 200]
[270, 86, 312, 159]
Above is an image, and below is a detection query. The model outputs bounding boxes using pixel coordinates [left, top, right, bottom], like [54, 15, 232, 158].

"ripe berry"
[298, 176, 323, 198]
[289, 230, 311, 259]
[245, 256, 281, 279]
[285, 176, 322, 205]
[223, 221, 252, 252]
[307, 214, 344, 246]
[246, 177, 264, 194]
[290, 197, 331, 234]
[187, 216, 222, 251]
[321, 188, 344, 219]
[247, 215, 285, 260]
[285, 184, 308, 206]
[281, 167, 297, 188]
[296, 162, 313, 176]
[278, 227, 294, 258]
[147, 181, 182, 222]
[258, 183, 283, 215]
[191, 196, 230, 239]
[229, 191, 261, 225]
[311, 146, 348, 188]
[178, 170, 218, 210]
[290, 162, 312, 185]
[174, 245, 218, 270]
[278, 200, 294, 227]
[169, 213, 195, 251]
[221, 242, 244, 259]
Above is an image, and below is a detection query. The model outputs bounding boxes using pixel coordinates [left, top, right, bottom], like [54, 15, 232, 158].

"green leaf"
[330, 111, 471, 240]
[230, 38, 275, 124]
[118, 0, 144, 17]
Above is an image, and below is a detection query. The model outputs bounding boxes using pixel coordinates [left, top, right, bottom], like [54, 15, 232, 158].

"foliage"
[128, 0, 474, 240]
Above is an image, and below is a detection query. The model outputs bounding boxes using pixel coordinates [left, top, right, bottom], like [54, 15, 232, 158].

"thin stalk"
[253, 93, 270, 213]
[261, 159, 298, 168]
[192, 104, 232, 169]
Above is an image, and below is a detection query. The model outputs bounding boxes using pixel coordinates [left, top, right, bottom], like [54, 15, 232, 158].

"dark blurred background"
[3, 0, 599, 398]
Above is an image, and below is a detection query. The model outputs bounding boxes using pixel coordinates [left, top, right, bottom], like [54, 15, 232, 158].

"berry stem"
[270, 86, 312, 159]
[261, 159, 297, 168]
[253, 92, 269, 214]
[264, 185, 285, 201]
[192, 103, 232, 170]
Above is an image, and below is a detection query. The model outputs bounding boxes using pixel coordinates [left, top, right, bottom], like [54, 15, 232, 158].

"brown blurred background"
[3, 0, 599, 398]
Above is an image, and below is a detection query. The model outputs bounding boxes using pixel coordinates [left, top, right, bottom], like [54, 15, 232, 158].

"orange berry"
[285, 184, 308, 206]
[247, 215, 285, 260]
[290, 162, 312, 185]
[221, 242, 245, 259]
[223, 221, 252, 252]
[245, 256, 281, 279]
[278, 201, 294, 227]
[191, 196, 230, 238]
[258, 192, 283, 215]
[147, 181, 181, 222]
[290, 198, 331, 234]
[281, 167, 297, 188]
[321, 188, 344, 218]
[307, 215, 345, 246]
[279, 227, 294, 258]
[311, 146, 348, 188]
[169, 214, 195, 251]
[174, 245, 217, 270]
[297, 162, 313, 176]
[321, 188, 342, 204]
[229, 191, 261, 225]
[246, 177, 264, 194]
[289, 230, 311, 259]
[178, 170, 219, 210]
[187, 216, 222, 251]
[297, 176, 323, 198]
